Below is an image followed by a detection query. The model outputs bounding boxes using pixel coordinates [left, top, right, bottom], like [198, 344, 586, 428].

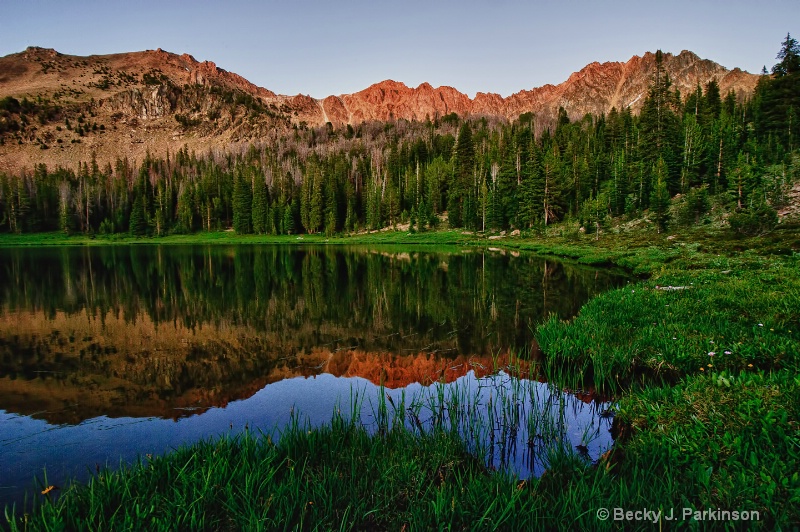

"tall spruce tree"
[448, 122, 475, 227]
[640, 50, 682, 194]
[757, 33, 800, 149]
[232, 169, 252, 234]
[129, 190, 147, 236]
[252, 173, 269, 234]
[650, 158, 671, 233]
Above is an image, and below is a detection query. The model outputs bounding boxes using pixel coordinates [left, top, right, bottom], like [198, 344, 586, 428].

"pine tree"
[324, 173, 338, 236]
[448, 122, 475, 227]
[129, 190, 147, 236]
[610, 149, 628, 216]
[252, 174, 269, 234]
[282, 199, 296, 234]
[639, 50, 682, 194]
[541, 143, 565, 226]
[729, 152, 754, 210]
[153, 180, 167, 236]
[58, 181, 72, 234]
[517, 141, 541, 228]
[300, 166, 312, 231]
[309, 168, 323, 233]
[757, 34, 800, 149]
[703, 80, 722, 121]
[176, 182, 194, 233]
[772, 33, 800, 76]
[14, 176, 31, 233]
[417, 198, 431, 231]
[232, 169, 252, 234]
[650, 158, 671, 233]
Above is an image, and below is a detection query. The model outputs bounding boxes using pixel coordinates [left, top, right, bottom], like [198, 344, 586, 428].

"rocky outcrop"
[162, 49, 277, 100]
[104, 84, 179, 119]
[289, 50, 759, 127]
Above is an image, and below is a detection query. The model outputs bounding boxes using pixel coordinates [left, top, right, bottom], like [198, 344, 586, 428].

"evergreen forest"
[2, 39, 799, 239]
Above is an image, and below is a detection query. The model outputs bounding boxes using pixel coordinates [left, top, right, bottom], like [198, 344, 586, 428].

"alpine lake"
[0, 244, 629, 508]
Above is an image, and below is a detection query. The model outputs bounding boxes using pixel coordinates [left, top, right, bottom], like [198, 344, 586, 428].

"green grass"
[3, 419, 542, 531]
[616, 370, 800, 519]
[537, 257, 800, 391]
[4, 224, 800, 530]
[0, 229, 483, 248]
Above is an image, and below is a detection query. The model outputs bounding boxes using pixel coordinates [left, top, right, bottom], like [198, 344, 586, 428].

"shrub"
[728, 204, 779, 236]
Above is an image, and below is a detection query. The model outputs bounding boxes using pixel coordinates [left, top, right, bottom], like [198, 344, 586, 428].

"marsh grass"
[537, 253, 800, 393]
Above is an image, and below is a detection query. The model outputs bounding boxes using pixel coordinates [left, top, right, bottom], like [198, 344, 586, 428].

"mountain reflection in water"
[0, 245, 627, 508]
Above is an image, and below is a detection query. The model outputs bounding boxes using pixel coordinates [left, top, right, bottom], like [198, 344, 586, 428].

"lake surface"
[0, 244, 627, 508]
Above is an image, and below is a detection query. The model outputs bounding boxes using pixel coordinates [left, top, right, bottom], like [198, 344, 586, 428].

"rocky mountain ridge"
[0, 46, 760, 173]
[315, 50, 757, 125]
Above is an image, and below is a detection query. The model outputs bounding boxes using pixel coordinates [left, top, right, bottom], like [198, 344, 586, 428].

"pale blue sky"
[1, 1, 796, 98]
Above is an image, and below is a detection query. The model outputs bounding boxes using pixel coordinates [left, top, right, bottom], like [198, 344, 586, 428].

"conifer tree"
[640, 50, 682, 194]
[757, 33, 800, 149]
[129, 190, 147, 236]
[541, 143, 565, 226]
[650, 158, 671, 233]
[324, 173, 339, 235]
[176, 182, 193, 233]
[58, 182, 72, 234]
[14, 175, 31, 233]
[448, 122, 475, 227]
[232, 169, 252, 234]
[279, 199, 293, 234]
[309, 168, 323, 233]
[252, 174, 269, 234]
[730, 152, 754, 209]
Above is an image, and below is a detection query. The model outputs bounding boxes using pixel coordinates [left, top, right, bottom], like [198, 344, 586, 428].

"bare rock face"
[153, 49, 277, 100]
[105, 85, 179, 119]
[335, 80, 473, 124]
[320, 95, 348, 125]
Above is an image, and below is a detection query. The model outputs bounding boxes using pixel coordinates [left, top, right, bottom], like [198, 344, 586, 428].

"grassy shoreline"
[4, 227, 800, 529]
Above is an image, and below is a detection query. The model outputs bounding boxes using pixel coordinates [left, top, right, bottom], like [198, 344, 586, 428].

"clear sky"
[1, 1, 796, 98]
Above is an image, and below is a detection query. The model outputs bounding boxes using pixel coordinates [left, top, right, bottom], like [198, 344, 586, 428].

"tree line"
[1, 37, 798, 237]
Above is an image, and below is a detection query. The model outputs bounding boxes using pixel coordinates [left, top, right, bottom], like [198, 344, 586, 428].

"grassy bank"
[0, 229, 483, 247]
[3, 225, 800, 529]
